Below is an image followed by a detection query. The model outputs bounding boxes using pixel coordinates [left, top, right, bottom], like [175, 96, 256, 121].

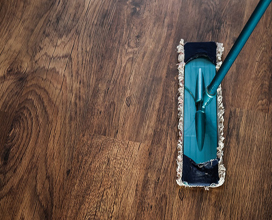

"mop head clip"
[176, 39, 226, 189]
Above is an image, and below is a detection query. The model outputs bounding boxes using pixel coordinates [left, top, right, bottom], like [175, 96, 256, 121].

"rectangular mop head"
[176, 39, 226, 189]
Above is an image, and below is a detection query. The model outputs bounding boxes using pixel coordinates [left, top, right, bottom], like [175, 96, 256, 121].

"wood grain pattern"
[0, 0, 271, 219]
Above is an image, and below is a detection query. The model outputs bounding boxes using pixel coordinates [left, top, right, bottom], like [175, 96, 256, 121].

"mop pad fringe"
[176, 39, 226, 189]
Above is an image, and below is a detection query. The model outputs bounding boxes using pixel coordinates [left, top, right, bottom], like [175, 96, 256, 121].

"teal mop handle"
[202, 0, 272, 107]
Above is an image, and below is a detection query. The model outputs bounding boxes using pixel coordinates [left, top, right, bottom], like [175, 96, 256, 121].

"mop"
[176, 0, 271, 188]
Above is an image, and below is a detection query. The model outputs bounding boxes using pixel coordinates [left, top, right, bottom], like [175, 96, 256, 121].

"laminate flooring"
[0, 0, 271, 219]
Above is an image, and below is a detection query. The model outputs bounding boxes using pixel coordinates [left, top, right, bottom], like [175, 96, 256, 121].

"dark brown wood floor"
[0, 0, 271, 219]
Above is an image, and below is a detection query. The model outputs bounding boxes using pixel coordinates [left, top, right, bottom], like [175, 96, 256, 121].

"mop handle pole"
[203, 0, 272, 107]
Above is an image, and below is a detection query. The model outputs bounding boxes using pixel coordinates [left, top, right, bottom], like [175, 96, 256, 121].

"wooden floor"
[0, 0, 271, 219]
